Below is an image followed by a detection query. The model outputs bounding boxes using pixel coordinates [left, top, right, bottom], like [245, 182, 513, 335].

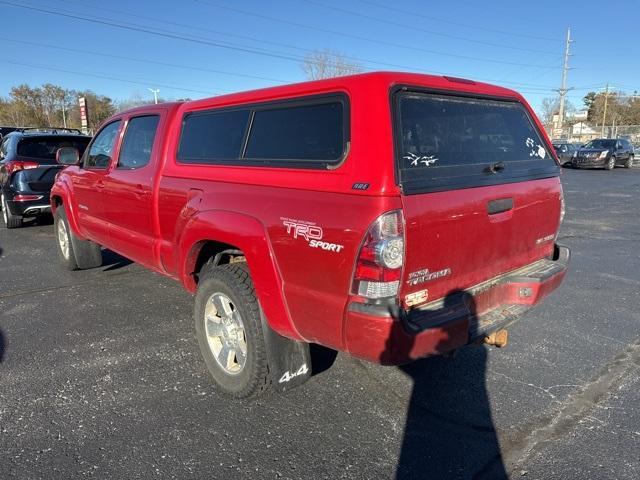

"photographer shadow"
[384, 291, 508, 480]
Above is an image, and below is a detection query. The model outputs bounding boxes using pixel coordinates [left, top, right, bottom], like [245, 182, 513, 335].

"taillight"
[13, 194, 43, 202]
[4, 161, 39, 175]
[555, 186, 565, 242]
[559, 187, 566, 225]
[352, 210, 405, 300]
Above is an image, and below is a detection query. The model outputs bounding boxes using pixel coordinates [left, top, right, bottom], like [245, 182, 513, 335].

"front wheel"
[625, 155, 634, 169]
[54, 206, 102, 270]
[606, 157, 615, 170]
[194, 263, 273, 398]
[1, 193, 23, 229]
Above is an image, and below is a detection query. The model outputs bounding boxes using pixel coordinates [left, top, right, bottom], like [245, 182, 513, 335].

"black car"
[0, 128, 91, 228]
[552, 142, 580, 166]
[571, 138, 635, 170]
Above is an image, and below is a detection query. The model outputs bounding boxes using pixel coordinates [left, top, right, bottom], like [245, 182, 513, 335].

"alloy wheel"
[57, 218, 70, 260]
[204, 292, 248, 375]
[1, 195, 7, 225]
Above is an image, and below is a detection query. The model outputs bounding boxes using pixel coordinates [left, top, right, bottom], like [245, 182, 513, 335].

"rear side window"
[16, 136, 90, 161]
[178, 110, 249, 163]
[245, 102, 344, 162]
[396, 92, 559, 193]
[118, 115, 160, 169]
[177, 95, 347, 168]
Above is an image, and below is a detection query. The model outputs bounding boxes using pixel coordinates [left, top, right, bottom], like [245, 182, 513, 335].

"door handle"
[133, 184, 149, 198]
[95, 180, 105, 189]
[487, 198, 513, 215]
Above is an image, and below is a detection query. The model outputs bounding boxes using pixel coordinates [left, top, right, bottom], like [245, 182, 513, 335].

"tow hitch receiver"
[484, 329, 509, 348]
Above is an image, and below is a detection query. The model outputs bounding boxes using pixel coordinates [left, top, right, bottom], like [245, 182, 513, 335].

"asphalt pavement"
[0, 167, 639, 479]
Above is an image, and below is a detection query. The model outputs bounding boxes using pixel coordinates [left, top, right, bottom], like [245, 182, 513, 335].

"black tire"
[625, 155, 634, 169]
[54, 206, 102, 270]
[194, 263, 272, 398]
[605, 157, 615, 170]
[1, 193, 23, 229]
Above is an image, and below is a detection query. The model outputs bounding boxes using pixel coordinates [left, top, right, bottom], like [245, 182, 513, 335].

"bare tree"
[540, 97, 575, 126]
[301, 49, 363, 80]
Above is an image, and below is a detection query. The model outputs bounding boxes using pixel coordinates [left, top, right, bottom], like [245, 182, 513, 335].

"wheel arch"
[50, 185, 85, 239]
[179, 210, 302, 341]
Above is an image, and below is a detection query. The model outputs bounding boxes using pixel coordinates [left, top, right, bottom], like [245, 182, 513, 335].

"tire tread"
[197, 263, 273, 398]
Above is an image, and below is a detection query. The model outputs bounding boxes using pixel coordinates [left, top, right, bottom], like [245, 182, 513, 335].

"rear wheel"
[1, 193, 22, 229]
[625, 155, 634, 168]
[194, 263, 272, 398]
[54, 206, 102, 270]
[606, 157, 615, 170]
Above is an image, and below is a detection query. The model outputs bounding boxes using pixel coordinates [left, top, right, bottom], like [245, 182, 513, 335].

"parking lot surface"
[1, 167, 639, 479]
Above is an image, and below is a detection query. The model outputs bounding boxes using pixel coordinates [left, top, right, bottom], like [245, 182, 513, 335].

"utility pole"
[148, 88, 160, 105]
[556, 27, 573, 135]
[601, 83, 609, 137]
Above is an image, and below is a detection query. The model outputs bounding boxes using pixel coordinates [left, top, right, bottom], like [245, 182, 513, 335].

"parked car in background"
[0, 128, 91, 228]
[552, 142, 579, 166]
[571, 138, 634, 170]
[51, 72, 569, 398]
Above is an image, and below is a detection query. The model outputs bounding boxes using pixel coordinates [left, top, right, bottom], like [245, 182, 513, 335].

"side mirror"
[56, 147, 80, 165]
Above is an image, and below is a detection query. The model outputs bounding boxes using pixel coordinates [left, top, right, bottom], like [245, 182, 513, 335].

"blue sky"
[0, 0, 638, 114]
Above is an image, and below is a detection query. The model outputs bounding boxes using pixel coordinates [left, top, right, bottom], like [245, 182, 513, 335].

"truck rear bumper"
[344, 244, 570, 365]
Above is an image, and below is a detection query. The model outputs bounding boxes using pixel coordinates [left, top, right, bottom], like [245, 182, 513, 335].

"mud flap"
[260, 312, 311, 392]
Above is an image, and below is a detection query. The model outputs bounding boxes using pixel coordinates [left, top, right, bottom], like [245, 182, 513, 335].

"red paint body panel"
[51, 72, 569, 364]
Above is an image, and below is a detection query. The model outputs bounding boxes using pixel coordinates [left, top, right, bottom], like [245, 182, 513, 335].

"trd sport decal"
[281, 217, 345, 253]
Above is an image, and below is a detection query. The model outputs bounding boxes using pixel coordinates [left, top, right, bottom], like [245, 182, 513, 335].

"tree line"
[541, 90, 640, 127]
[0, 84, 185, 132]
[0, 84, 116, 131]
[0, 50, 363, 131]
[583, 90, 640, 126]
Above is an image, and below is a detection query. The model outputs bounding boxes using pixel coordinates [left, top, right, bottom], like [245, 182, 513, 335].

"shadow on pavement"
[21, 214, 54, 228]
[1, 247, 6, 363]
[0, 329, 5, 363]
[101, 249, 134, 271]
[309, 343, 339, 376]
[385, 291, 508, 480]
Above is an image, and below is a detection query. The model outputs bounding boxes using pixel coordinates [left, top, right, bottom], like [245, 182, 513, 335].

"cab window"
[118, 116, 160, 169]
[84, 121, 122, 169]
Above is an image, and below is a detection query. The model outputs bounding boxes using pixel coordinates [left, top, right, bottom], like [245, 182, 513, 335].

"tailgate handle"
[486, 161, 506, 174]
[487, 198, 513, 215]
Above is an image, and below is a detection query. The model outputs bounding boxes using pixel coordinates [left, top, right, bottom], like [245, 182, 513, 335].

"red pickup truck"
[51, 72, 569, 397]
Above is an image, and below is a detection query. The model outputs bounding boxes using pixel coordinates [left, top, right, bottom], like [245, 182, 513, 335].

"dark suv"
[552, 142, 580, 166]
[572, 138, 635, 170]
[0, 128, 91, 228]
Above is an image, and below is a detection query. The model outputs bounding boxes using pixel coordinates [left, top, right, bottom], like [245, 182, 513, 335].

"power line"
[1, 0, 574, 95]
[353, 0, 562, 43]
[301, 0, 559, 54]
[190, 0, 560, 68]
[0, 0, 565, 90]
[46, 0, 568, 91]
[5, 34, 565, 96]
[0, 59, 216, 96]
[0, 1, 349, 69]
[0, 36, 290, 84]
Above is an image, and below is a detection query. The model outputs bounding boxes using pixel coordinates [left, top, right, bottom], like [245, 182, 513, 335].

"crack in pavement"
[503, 338, 640, 473]
[0, 269, 148, 302]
